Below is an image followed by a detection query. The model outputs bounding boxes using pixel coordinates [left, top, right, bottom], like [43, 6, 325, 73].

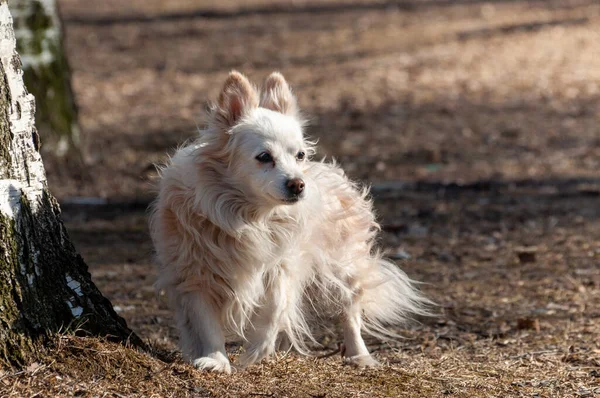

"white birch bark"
[0, 1, 45, 215]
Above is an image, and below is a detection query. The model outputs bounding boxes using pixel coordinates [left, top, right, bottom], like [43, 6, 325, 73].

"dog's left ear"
[260, 72, 298, 116]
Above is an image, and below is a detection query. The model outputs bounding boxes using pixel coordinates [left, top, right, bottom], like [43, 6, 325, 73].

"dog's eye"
[256, 152, 274, 163]
[296, 151, 306, 161]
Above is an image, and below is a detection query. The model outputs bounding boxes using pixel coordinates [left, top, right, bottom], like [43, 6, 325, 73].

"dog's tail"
[359, 255, 434, 339]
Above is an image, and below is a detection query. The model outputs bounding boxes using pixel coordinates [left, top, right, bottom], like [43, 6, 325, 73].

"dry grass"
[1, 316, 598, 398]
[3, 0, 599, 397]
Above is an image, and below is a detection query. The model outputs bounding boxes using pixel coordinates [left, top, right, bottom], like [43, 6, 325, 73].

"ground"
[2, 0, 600, 397]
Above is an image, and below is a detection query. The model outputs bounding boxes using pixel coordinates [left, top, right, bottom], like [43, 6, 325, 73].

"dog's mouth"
[281, 196, 301, 204]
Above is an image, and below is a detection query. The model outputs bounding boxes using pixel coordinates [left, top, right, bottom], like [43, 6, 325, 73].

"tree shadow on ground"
[64, 0, 596, 25]
[65, 5, 595, 75]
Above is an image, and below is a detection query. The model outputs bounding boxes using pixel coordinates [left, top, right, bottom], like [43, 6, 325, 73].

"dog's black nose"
[286, 178, 305, 196]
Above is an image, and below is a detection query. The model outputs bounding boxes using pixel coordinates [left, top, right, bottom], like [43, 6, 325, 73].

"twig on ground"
[510, 350, 561, 360]
[316, 343, 344, 359]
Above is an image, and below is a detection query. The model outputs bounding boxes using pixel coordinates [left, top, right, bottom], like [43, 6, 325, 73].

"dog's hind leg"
[275, 331, 292, 352]
[176, 292, 232, 373]
[238, 273, 292, 367]
[342, 301, 380, 367]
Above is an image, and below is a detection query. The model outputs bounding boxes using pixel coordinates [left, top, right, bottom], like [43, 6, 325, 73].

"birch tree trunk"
[9, 0, 80, 158]
[0, 1, 140, 366]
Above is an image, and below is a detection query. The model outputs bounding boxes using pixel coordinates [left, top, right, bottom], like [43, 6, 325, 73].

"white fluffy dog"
[150, 71, 429, 373]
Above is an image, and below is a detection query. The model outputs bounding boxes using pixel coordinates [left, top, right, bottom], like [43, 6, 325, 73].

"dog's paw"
[192, 352, 233, 374]
[237, 344, 274, 368]
[343, 354, 380, 368]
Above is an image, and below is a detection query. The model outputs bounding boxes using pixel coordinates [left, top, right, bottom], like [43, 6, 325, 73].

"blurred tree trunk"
[0, 2, 141, 366]
[9, 0, 80, 159]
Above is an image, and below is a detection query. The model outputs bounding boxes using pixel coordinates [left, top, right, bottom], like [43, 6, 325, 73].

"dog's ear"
[260, 72, 298, 116]
[215, 71, 259, 128]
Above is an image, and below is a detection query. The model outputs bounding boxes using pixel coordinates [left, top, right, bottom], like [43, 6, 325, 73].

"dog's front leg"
[176, 292, 232, 373]
[342, 303, 380, 367]
[238, 275, 289, 367]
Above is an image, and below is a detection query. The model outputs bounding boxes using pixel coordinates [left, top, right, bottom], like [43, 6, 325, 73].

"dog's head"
[209, 71, 313, 206]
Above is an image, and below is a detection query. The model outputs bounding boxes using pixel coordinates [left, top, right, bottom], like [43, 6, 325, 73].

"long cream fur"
[149, 71, 430, 373]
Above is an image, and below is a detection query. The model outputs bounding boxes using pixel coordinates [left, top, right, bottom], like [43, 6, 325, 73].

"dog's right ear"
[214, 71, 259, 129]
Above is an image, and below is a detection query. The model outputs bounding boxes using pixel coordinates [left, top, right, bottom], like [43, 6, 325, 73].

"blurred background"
[33, 0, 600, 201]
[12, 0, 600, 391]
